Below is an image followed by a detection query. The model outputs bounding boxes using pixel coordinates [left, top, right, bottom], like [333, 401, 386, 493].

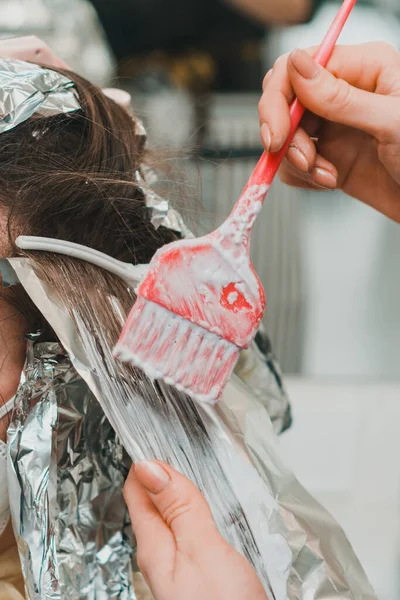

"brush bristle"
[114, 297, 240, 404]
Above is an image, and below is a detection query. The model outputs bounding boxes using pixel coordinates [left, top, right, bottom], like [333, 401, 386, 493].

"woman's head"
[0, 68, 178, 263]
[0, 65, 182, 431]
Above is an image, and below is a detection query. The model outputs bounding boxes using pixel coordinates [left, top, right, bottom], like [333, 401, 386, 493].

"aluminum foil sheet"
[0, 58, 80, 133]
[236, 325, 292, 434]
[141, 182, 195, 237]
[7, 339, 135, 600]
[4, 257, 377, 600]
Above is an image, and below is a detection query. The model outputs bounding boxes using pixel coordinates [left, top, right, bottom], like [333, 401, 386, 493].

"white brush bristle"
[114, 298, 239, 404]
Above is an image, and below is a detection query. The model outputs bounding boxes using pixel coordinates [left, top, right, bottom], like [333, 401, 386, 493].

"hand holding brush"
[259, 42, 400, 222]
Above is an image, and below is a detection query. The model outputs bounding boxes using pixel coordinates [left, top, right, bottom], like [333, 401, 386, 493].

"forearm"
[224, 0, 313, 25]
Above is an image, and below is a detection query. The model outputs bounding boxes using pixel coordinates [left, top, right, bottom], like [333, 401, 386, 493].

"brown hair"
[0, 68, 267, 578]
[0, 68, 180, 337]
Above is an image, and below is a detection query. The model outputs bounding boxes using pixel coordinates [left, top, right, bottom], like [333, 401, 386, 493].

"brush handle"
[248, 0, 357, 188]
[15, 236, 148, 283]
[226, 0, 358, 233]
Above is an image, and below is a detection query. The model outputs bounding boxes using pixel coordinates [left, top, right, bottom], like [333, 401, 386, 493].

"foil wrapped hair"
[3, 258, 376, 600]
[0, 56, 194, 237]
[0, 58, 376, 599]
[0, 58, 79, 132]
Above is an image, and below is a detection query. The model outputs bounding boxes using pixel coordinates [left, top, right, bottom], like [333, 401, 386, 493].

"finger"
[259, 54, 293, 151]
[287, 48, 400, 143]
[280, 169, 335, 191]
[123, 465, 175, 573]
[280, 169, 317, 189]
[286, 128, 317, 173]
[264, 42, 398, 105]
[308, 42, 399, 93]
[259, 42, 400, 151]
[0, 36, 70, 69]
[310, 154, 339, 189]
[285, 128, 339, 187]
[280, 155, 338, 190]
[134, 460, 220, 555]
[262, 69, 272, 91]
[259, 52, 322, 151]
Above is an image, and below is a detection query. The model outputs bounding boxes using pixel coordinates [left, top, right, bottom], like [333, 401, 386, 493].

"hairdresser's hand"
[259, 42, 400, 222]
[0, 36, 69, 69]
[124, 461, 268, 600]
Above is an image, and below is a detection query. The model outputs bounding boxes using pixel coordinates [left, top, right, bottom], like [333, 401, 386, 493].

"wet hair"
[0, 68, 181, 337]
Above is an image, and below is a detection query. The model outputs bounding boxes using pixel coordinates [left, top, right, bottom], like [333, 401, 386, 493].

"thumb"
[288, 48, 397, 143]
[135, 460, 220, 552]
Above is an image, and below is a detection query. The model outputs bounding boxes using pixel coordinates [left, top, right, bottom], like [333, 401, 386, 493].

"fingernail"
[290, 49, 321, 80]
[311, 167, 337, 188]
[288, 145, 309, 171]
[261, 123, 271, 151]
[135, 460, 171, 494]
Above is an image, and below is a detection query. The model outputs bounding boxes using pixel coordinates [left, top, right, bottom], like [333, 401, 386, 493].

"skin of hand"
[0, 36, 70, 69]
[258, 42, 400, 222]
[124, 461, 268, 600]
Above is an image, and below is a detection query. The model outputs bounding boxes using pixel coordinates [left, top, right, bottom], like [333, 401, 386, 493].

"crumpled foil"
[142, 182, 195, 238]
[0, 58, 80, 133]
[237, 325, 292, 433]
[4, 257, 377, 600]
[7, 339, 135, 600]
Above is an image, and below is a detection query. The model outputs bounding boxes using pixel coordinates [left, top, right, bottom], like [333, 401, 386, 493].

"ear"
[102, 88, 133, 112]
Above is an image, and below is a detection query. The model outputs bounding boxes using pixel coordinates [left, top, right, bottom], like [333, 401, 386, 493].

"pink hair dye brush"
[114, 0, 358, 404]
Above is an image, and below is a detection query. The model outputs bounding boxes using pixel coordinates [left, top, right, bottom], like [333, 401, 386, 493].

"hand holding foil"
[124, 461, 268, 600]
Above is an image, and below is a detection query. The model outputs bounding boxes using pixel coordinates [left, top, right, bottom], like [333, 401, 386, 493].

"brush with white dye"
[114, 0, 358, 404]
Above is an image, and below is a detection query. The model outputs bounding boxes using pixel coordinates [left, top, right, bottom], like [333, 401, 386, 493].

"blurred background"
[1, 0, 400, 597]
